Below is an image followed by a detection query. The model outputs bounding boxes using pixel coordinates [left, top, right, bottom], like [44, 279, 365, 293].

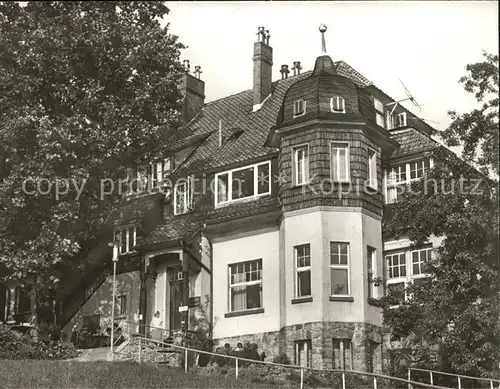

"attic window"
[225, 128, 244, 143]
[331, 96, 345, 113]
[395, 112, 407, 128]
[293, 99, 306, 118]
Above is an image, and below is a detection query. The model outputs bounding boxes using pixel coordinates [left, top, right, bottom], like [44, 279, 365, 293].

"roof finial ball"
[319, 23, 327, 54]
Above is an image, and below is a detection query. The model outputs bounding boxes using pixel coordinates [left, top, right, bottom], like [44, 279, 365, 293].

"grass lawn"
[0, 360, 278, 388]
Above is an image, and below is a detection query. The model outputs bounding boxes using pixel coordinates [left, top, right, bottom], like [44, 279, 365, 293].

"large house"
[2, 25, 445, 373]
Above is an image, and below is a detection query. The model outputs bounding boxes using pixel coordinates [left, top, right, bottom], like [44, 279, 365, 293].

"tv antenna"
[385, 79, 422, 116]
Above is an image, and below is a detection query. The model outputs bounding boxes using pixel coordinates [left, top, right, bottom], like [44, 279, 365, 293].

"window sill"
[224, 308, 264, 318]
[215, 193, 271, 208]
[329, 296, 354, 302]
[291, 296, 313, 304]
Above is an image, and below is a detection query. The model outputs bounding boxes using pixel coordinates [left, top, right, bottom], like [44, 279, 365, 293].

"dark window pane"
[246, 284, 261, 309]
[217, 174, 229, 203]
[297, 271, 311, 297]
[232, 167, 255, 200]
[331, 269, 349, 295]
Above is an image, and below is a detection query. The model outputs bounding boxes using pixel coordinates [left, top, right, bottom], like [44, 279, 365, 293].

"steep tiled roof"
[141, 214, 200, 246]
[141, 61, 392, 247]
[390, 128, 439, 158]
[172, 61, 373, 176]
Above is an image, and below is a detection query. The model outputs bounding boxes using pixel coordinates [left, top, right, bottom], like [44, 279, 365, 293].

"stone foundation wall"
[214, 321, 384, 373]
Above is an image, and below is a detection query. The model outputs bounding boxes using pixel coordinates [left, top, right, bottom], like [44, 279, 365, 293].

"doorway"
[168, 268, 184, 331]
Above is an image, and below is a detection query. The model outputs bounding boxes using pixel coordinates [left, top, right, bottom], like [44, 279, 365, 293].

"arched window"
[293, 99, 306, 117]
[331, 96, 345, 113]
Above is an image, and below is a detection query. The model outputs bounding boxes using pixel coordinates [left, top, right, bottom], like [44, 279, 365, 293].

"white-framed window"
[330, 142, 350, 182]
[367, 246, 377, 300]
[150, 157, 172, 189]
[228, 259, 262, 312]
[295, 244, 311, 297]
[215, 161, 271, 206]
[293, 99, 306, 117]
[384, 159, 432, 204]
[410, 159, 426, 180]
[373, 97, 386, 128]
[333, 339, 352, 370]
[395, 112, 407, 127]
[127, 157, 173, 194]
[331, 96, 345, 113]
[174, 177, 193, 215]
[293, 145, 309, 186]
[330, 242, 350, 296]
[368, 148, 377, 189]
[118, 294, 127, 315]
[411, 248, 432, 276]
[387, 253, 406, 279]
[295, 340, 312, 368]
[114, 226, 137, 255]
[385, 246, 433, 306]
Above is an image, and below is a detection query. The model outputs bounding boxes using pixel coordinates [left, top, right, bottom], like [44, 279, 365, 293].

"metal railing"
[118, 335, 452, 389]
[409, 367, 500, 389]
[122, 320, 176, 342]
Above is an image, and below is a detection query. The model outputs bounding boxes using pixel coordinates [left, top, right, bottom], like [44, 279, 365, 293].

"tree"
[381, 53, 499, 382]
[441, 52, 499, 177]
[0, 1, 185, 316]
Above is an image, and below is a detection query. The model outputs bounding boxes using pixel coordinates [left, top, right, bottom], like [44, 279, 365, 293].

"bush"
[0, 324, 78, 360]
[272, 352, 290, 365]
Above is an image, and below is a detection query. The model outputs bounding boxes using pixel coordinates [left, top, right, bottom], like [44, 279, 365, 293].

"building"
[4, 25, 447, 372]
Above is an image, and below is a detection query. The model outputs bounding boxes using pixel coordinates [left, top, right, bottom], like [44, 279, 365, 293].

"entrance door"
[169, 269, 184, 331]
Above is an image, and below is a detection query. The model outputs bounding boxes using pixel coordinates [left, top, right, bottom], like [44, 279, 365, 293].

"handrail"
[410, 367, 500, 383]
[123, 335, 452, 389]
[409, 367, 500, 389]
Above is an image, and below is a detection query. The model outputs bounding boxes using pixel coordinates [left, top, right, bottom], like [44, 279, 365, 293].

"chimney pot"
[253, 27, 273, 108]
[180, 64, 205, 123]
[292, 61, 302, 76]
[194, 66, 202, 80]
[183, 59, 191, 73]
[280, 64, 290, 79]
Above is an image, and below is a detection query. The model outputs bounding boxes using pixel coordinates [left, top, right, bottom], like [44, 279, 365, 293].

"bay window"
[368, 149, 377, 189]
[229, 259, 262, 312]
[330, 242, 350, 296]
[330, 142, 350, 182]
[293, 145, 309, 186]
[295, 244, 311, 297]
[215, 161, 271, 206]
[367, 246, 377, 299]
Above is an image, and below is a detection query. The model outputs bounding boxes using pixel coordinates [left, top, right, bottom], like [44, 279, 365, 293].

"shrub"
[0, 324, 78, 360]
[272, 352, 291, 365]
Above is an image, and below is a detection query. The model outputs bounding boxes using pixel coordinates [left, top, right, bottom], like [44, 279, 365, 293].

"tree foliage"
[382, 53, 499, 379]
[441, 52, 499, 176]
[0, 2, 184, 293]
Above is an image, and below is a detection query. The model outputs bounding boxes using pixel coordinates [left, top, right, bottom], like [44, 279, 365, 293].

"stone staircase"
[113, 336, 183, 367]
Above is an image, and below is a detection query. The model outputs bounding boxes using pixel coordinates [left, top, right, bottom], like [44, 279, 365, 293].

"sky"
[164, 1, 498, 138]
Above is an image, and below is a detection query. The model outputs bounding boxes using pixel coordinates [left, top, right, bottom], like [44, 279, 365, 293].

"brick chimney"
[253, 27, 273, 109]
[180, 60, 205, 124]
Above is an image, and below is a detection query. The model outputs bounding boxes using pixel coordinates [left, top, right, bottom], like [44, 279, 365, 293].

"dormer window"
[114, 226, 137, 255]
[395, 112, 407, 128]
[293, 99, 306, 117]
[331, 96, 345, 113]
